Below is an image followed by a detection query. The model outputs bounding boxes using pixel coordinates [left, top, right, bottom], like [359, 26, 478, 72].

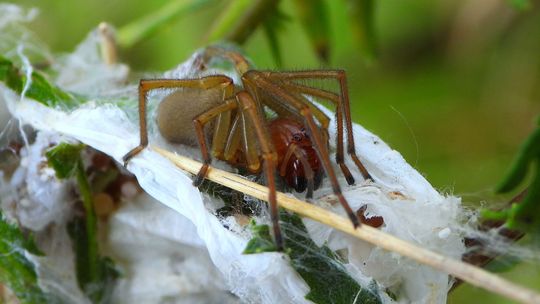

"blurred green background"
[11, 0, 540, 302]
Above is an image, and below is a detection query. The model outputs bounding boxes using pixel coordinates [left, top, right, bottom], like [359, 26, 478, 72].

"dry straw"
[153, 146, 540, 304]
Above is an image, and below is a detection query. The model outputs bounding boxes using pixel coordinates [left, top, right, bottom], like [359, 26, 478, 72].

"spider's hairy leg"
[223, 114, 242, 162]
[279, 143, 315, 199]
[282, 83, 356, 185]
[202, 46, 251, 75]
[192, 99, 238, 187]
[241, 113, 261, 173]
[300, 107, 360, 227]
[245, 72, 360, 228]
[122, 76, 234, 167]
[211, 110, 232, 159]
[236, 91, 283, 250]
[265, 70, 373, 181]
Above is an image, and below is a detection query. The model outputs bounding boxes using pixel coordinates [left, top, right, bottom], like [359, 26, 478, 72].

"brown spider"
[122, 46, 372, 250]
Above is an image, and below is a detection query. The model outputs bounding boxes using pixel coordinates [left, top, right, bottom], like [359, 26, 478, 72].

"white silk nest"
[0, 5, 468, 304]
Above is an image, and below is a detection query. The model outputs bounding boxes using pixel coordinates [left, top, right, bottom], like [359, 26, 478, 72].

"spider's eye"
[292, 133, 303, 142]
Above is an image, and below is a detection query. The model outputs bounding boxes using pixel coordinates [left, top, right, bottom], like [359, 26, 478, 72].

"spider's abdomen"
[156, 87, 223, 145]
[269, 118, 323, 193]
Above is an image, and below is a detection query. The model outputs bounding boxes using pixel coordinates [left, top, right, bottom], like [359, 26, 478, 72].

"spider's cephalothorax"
[269, 118, 323, 197]
[123, 46, 372, 250]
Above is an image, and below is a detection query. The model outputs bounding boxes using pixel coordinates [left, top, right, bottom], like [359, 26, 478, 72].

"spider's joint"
[261, 152, 278, 163]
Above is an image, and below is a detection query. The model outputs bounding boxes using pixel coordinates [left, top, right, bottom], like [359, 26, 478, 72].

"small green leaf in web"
[347, 0, 378, 63]
[243, 211, 382, 304]
[281, 211, 382, 304]
[0, 56, 80, 108]
[292, 0, 331, 63]
[45, 143, 85, 179]
[243, 220, 278, 254]
[117, 0, 214, 49]
[46, 143, 119, 303]
[206, 0, 280, 45]
[0, 211, 58, 304]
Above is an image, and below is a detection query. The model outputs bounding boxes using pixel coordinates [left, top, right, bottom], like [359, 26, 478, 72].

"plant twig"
[451, 189, 527, 290]
[152, 145, 540, 304]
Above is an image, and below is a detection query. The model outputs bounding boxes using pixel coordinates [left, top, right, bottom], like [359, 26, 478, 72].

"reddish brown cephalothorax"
[269, 118, 323, 196]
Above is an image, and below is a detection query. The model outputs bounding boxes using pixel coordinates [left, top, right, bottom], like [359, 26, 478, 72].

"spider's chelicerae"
[123, 46, 373, 250]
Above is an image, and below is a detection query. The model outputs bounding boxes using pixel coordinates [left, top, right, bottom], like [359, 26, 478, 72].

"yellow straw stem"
[153, 146, 540, 304]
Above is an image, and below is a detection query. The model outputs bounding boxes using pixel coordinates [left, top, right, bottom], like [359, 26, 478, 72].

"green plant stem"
[75, 158, 99, 283]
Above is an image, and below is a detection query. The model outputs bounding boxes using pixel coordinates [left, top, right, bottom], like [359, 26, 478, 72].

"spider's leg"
[211, 109, 232, 159]
[201, 46, 250, 75]
[283, 83, 355, 185]
[241, 112, 262, 173]
[299, 107, 360, 227]
[122, 76, 234, 167]
[245, 73, 360, 228]
[192, 99, 238, 186]
[265, 70, 372, 181]
[223, 113, 242, 162]
[236, 91, 283, 250]
[279, 143, 315, 199]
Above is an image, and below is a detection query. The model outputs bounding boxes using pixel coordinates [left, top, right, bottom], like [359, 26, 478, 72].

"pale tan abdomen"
[156, 87, 223, 145]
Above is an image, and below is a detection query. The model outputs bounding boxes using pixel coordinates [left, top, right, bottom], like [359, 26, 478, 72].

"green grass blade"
[206, 0, 279, 44]
[496, 127, 540, 193]
[117, 0, 213, 49]
[262, 8, 289, 66]
[347, 0, 378, 63]
[292, 0, 330, 62]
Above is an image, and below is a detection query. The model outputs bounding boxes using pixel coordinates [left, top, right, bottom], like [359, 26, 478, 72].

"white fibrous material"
[0, 8, 477, 304]
[107, 194, 236, 304]
[4, 131, 75, 231]
[53, 28, 129, 96]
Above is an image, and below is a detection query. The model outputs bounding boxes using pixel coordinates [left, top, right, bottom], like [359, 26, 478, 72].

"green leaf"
[206, 0, 279, 44]
[46, 143, 118, 303]
[243, 220, 278, 254]
[485, 254, 522, 273]
[281, 211, 382, 304]
[117, 0, 213, 49]
[243, 212, 382, 304]
[0, 211, 57, 304]
[292, 0, 330, 62]
[347, 0, 378, 63]
[46, 143, 85, 179]
[0, 56, 79, 108]
[496, 127, 540, 193]
[485, 124, 540, 232]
